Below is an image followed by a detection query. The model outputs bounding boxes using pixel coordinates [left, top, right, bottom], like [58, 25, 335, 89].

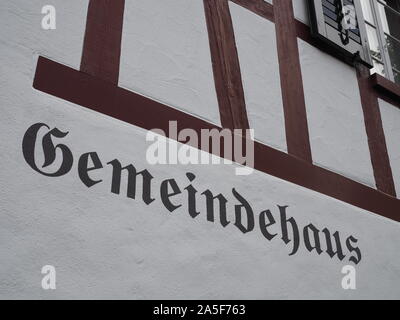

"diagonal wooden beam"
[203, 0, 250, 130]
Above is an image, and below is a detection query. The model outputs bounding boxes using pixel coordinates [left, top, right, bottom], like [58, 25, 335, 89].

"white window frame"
[364, 0, 400, 83]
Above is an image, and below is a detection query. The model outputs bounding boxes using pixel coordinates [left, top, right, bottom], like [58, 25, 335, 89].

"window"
[361, 0, 400, 84]
[307, 0, 372, 67]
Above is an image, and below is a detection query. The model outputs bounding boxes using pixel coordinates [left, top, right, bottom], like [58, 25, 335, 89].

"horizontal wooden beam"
[33, 56, 400, 222]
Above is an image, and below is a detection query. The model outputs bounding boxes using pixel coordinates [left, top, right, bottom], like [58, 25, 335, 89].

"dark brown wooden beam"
[371, 73, 400, 109]
[203, 0, 250, 130]
[273, 0, 313, 162]
[356, 63, 397, 196]
[33, 56, 400, 222]
[80, 0, 125, 84]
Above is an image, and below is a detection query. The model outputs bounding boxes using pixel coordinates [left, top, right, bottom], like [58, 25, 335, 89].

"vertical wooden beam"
[356, 63, 397, 196]
[80, 0, 125, 84]
[203, 0, 249, 130]
[273, 0, 312, 162]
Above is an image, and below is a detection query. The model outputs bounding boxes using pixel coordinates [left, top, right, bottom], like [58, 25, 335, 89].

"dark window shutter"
[308, 0, 372, 67]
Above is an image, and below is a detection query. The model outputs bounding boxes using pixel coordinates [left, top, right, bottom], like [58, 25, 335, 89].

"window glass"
[385, 35, 400, 73]
[377, 2, 400, 40]
[378, 0, 400, 13]
[393, 68, 400, 83]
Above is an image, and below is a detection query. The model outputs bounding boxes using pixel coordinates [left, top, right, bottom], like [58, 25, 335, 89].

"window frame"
[364, 0, 400, 83]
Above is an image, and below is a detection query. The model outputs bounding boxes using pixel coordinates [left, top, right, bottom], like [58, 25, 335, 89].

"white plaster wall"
[293, 0, 310, 25]
[119, 0, 221, 126]
[379, 99, 400, 197]
[0, 0, 399, 300]
[0, 0, 88, 71]
[229, 2, 287, 152]
[298, 39, 376, 188]
[1, 98, 400, 299]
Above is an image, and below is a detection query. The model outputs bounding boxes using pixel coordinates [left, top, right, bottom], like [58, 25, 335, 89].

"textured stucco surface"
[379, 99, 400, 197]
[0, 0, 88, 71]
[0, 0, 399, 300]
[2, 102, 400, 299]
[298, 39, 376, 188]
[293, 0, 310, 25]
[230, 2, 287, 152]
[119, 0, 221, 126]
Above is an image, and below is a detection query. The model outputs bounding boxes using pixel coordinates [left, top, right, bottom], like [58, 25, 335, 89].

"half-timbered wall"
[1, 0, 399, 299]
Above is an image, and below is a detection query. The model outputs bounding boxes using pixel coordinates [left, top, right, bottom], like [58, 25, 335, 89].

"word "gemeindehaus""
[22, 123, 362, 265]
